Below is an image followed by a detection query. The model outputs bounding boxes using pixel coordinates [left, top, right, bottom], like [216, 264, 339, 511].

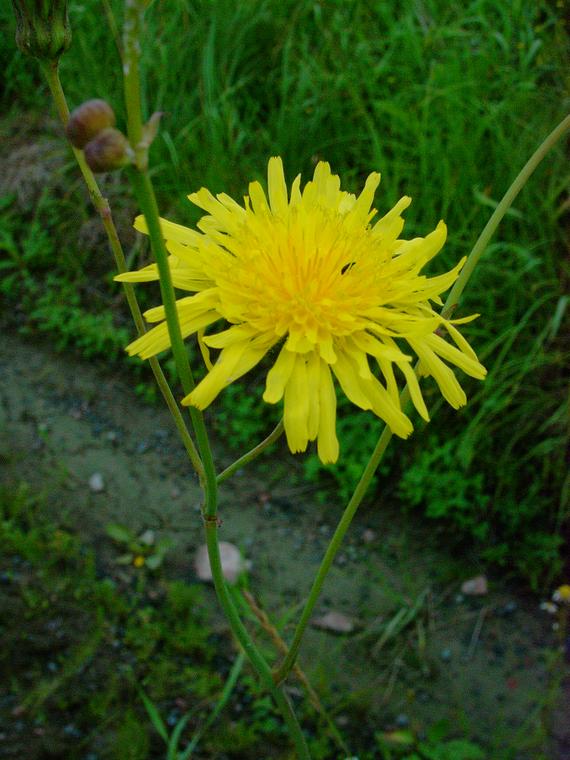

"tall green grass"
[1, 0, 568, 585]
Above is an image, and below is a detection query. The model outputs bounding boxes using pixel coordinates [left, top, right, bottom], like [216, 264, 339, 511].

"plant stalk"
[273, 397, 405, 684]
[40, 59, 203, 480]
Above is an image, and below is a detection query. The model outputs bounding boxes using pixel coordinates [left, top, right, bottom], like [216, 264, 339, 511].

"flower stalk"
[217, 420, 284, 484]
[39, 58, 203, 480]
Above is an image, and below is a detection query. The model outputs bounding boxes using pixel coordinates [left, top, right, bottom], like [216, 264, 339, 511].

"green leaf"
[144, 554, 164, 570]
[105, 523, 134, 544]
[137, 685, 169, 744]
[426, 720, 450, 744]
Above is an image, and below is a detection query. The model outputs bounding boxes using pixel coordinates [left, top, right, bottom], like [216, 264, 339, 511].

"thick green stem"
[217, 420, 284, 484]
[274, 112, 570, 685]
[204, 524, 310, 759]
[40, 59, 203, 479]
[126, 169, 217, 506]
[122, 4, 309, 755]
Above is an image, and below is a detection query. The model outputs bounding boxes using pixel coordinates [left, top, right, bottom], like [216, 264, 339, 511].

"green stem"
[443, 113, 570, 317]
[274, 112, 570, 685]
[127, 169, 217, 502]
[217, 420, 284, 484]
[204, 523, 310, 759]
[273, 400, 405, 684]
[40, 59, 203, 480]
[121, 4, 309, 756]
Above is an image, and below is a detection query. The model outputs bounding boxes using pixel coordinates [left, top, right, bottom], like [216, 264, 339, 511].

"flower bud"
[12, 0, 71, 62]
[66, 99, 116, 149]
[83, 128, 131, 173]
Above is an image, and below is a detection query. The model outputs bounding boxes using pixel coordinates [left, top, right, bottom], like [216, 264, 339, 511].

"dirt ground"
[1, 333, 568, 758]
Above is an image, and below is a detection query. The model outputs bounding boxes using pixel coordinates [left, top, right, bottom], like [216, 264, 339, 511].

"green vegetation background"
[1, 0, 568, 587]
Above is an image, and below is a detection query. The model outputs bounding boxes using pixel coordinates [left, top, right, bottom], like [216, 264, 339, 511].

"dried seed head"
[12, 0, 71, 62]
[83, 128, 131, 173]
[66, 99, 116, 149]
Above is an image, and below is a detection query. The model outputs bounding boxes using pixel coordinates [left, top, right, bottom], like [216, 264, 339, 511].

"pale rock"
[461, 575, 488, 596]
[138, 529, 155, 546]
[194, 542, 248, 584]
[311, 610, 356, 634]
[88, 472, 105, 493]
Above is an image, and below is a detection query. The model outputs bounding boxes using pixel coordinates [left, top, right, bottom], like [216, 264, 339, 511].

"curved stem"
[274, 112, 570, 685]
[217, 420, 284, 484]
[273, 400, 404, 684]
[40, 59, 203, 480]
[443, 113, 570, 316]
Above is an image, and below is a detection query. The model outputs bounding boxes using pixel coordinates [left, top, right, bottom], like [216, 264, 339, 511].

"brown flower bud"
[83, 128, 131, 173]
[66, 99, 116, 149]
[12, 0, 71, 62]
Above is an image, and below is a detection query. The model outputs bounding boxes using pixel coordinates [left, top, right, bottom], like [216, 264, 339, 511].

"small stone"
[395, 713, 409, 727]
[166, 711, 180, 727]
[194, 542, 247, 584]
[47, 661, 59, 673]
[138, 529, 155, 546]
[461, 575, 488, 596]
[170, 486, 181, 499]
[88, 473, 105, 493]
[440, 648, 452, 662]
[503, 601, 518, 615]
[362, 529, 376, 544]
[311, 610, 356, 634]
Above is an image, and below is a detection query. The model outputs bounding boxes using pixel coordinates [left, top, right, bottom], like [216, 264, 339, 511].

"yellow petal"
[283, 355, 310, 453]
[331, 352, 373, 410]
[425, 333, 486, 379]
[409, 338, 466, 408]
[134, 214, 203, 247]
[306, 351, 321, 440]
[317, 361, 339, 463]
[264, 344, 296, 403]
[126, 310, 219, 360]
[185, 340, 270, 409]
[268, 156, 289, 218]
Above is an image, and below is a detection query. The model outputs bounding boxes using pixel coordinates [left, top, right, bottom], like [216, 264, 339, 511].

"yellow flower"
[133, 555, 145, 568]
[117, 158, 486, 463]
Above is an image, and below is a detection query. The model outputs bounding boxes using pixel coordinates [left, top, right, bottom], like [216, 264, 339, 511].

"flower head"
[117, 158, 486, 462]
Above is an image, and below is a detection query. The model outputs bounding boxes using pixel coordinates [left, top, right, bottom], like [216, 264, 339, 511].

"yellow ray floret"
[116, 157, 486, 463]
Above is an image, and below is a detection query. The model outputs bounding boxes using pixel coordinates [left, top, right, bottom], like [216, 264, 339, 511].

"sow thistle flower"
[117, 158, 486, 463]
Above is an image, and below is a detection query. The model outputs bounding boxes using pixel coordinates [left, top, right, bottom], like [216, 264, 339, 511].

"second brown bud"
[83, 128, 131, 173]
